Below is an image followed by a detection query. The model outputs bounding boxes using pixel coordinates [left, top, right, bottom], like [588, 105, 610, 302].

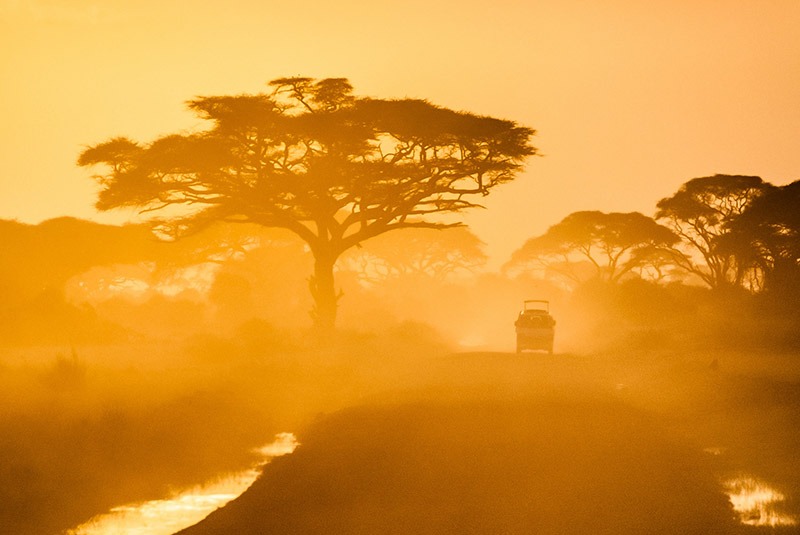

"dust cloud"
[2, 217, 800, 534]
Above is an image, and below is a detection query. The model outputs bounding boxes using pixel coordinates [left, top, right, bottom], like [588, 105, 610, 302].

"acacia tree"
[0, 217, 160, 301]
[655, 174, 770, 289]
[725, 180, 800, 293]
[79, 77, 536, 329]
[340, 226, 487, 284]
[505, 211, 677, 287]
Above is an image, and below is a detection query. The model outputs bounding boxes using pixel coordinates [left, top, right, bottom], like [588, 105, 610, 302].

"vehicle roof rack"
[523, 300, 550, 312]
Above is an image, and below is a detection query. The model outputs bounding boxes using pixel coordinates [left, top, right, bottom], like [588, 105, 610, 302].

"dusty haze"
[2, 214, 800, 533]
[3, 0, 800, 266]
[2, 2, 800, 533]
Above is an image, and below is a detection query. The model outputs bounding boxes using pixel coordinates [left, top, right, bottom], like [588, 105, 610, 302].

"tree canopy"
[0, 217, 158, 302]
[341, 226, 487, 284]
[79, 77, 537, 329]
[655, 174, 769, 289]
[725, 180, 800, 293]
[505, 211, 677, 286]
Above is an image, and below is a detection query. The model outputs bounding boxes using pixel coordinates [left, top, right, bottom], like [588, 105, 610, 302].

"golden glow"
[2, 1, 800, 267]
[67, 433, 298, 535]
[153, 264, 219, 297]
[458, 334, 487, 348]
[3, 2, 800, 533]
[725, 476, 797, 527]
[67, 263, 220, 302]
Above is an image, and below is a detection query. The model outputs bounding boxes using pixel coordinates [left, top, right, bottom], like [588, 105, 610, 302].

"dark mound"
[177, 395, 738, 534]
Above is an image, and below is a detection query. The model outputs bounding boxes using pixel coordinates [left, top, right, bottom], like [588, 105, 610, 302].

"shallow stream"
[66, 433, 298, 535]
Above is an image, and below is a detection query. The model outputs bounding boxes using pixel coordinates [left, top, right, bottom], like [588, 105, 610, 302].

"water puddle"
[68, 437, 796, 532]
[724, 475, 797, 527]
[67, 433, 298, 535]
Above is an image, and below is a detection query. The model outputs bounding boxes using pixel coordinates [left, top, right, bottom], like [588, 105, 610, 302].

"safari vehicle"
[515, 300, 556, 354]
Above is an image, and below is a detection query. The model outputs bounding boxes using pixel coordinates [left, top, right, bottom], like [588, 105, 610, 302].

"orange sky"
[2, 0, 799, 266]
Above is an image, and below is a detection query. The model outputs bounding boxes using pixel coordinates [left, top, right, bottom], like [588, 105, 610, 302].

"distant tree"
[148, 221, 264, 268]
[627, 246, 686, 283]
[341, 226, 487, 284]
[505, 211, 678, 286]
[209, 229, 313, 327]
[0, 217, 173, 344]
[0, 217, 157, 300]
[655, 174, 770, 289]
[725, 180, 800, 293]
[79, 77, 537, 329]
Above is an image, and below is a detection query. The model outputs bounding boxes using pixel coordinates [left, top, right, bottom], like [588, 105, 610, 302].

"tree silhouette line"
[3, 76, 798, 341]
[506, 174, 800, 298]
[78, 76, 536, 330]
[1, 174, 798, 348]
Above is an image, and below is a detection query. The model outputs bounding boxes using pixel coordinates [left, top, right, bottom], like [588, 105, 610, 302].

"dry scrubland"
[2, 313, 800, 534]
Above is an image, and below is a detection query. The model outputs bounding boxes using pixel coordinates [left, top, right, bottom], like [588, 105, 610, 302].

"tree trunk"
[309, 253, 339, 331]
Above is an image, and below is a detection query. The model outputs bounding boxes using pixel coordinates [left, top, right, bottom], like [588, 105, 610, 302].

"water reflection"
[725, 475, 796, 527]
[67, 438, 798, 533]
[67, 433, 298, 535]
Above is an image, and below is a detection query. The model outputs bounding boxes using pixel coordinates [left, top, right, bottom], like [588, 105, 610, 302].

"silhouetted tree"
[0, 217, 157, 301]
[79, 77, 536, 329]
[656, 174, 770, 289]
[341, 226, 487, 284]
[148, 221, 264, 269]
[209, 229, 312, 327]
[725, 180, 800, 293]
[0, 217, 167, 344]
[627, 246, 686, 283]
[505, 211, 677, 286]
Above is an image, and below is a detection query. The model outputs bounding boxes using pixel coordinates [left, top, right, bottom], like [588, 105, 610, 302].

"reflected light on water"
[67, 433, 298, 535]
[725, 475, 797, 527]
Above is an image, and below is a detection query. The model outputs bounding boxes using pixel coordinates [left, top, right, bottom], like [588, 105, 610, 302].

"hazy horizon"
[3, 2, 800, 534]
[3, 0, 800, 266]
